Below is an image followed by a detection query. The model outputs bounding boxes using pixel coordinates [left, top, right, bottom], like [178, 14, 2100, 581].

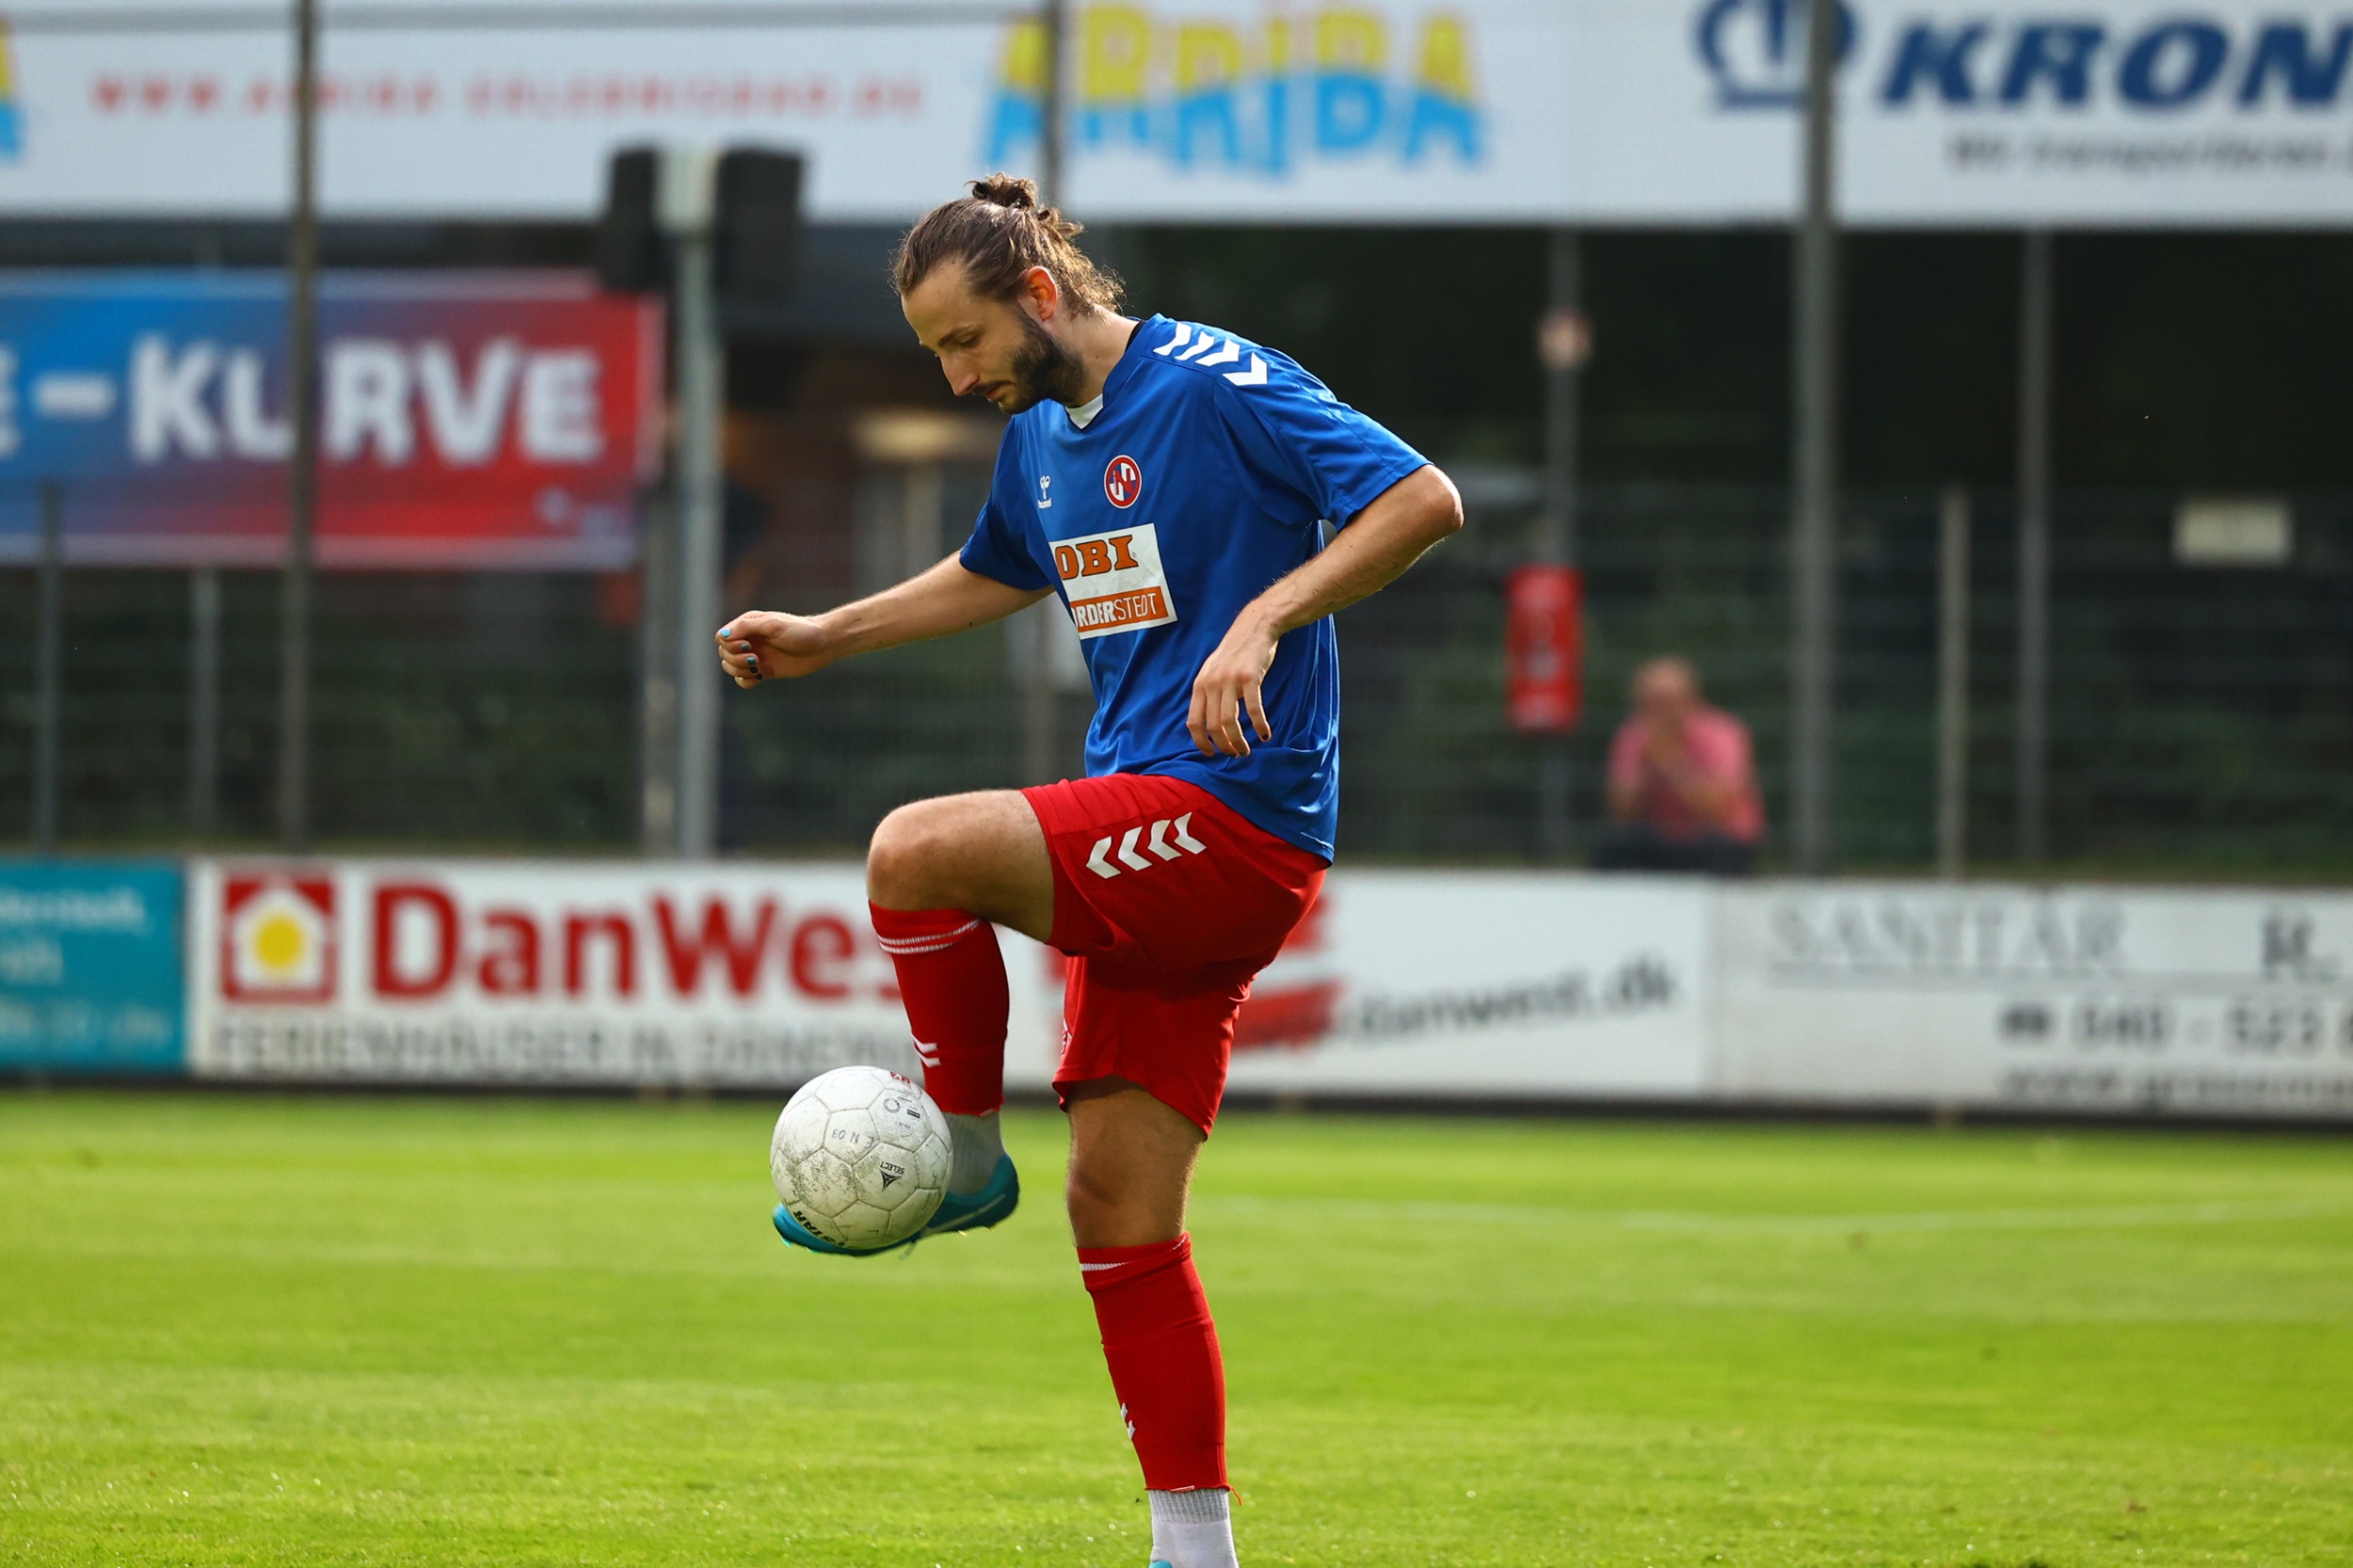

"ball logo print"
[1104, 454, 1144, 509]
[221, 874, 337, 1003]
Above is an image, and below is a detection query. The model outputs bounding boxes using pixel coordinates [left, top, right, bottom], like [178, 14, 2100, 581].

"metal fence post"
[276, 0, 321, 854]
[2015, 228, 2054, 866]
[1535, 227, 1582, 861]
[32, 481, 63, 854]
[1936, 484, 1971, 878]
[1787, 0, 1843, 873]
[188, 565, 221, 836]
[673, 205, 724, 860]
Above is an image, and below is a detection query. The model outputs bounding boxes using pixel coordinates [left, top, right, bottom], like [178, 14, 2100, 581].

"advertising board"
[0, 859, 185, 1074]
[1711, 881, 2353, 1119]
[0, 272, 662, 569]
[186, 858, 1061, 1087]
[3, 2, 2350, 226]
[1221, 872, 1714, 1100]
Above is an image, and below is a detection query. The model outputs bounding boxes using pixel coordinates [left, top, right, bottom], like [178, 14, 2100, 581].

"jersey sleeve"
[958, 432, 1053, 591]
[1212, 346, 1429, 529]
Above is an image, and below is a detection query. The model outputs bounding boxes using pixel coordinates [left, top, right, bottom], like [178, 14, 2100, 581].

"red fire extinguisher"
[1505, 563, 1582, 735]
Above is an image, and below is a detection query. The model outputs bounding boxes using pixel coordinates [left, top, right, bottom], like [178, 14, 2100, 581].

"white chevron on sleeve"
[1175, 333, 1218, 362]
[1196, 338, 1241, 369]
[1223, 353, 1269, 387]
[1153, 323, 1193, 356]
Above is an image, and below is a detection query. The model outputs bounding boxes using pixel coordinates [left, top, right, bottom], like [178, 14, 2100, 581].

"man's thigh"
[866, 789, 1055, 940]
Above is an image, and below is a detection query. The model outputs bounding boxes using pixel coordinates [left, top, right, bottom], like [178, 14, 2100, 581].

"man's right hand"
[716, 611, 835, 688]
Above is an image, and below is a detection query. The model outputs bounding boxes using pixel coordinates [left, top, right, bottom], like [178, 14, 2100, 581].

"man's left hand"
[1188, 616, 1280, 757]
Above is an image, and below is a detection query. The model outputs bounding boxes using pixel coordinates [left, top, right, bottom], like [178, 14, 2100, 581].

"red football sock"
[869, 904, 1008, 1115]
[1079, 1235, 1228, 1492]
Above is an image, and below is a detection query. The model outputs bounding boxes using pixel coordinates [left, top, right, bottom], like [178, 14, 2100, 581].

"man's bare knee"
[866, 802, 952, 909]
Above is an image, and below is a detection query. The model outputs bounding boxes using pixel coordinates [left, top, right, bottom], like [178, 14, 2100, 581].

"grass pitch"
[2, 1092, 2348, 1567]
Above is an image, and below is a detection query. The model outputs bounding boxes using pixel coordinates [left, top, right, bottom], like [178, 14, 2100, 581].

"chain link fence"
[7, 479, 2349, 875]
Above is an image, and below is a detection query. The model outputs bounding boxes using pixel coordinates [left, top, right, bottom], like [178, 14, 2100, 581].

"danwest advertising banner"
[1710, 881, 2353, 1119]
[0, 272, 662, 568]
[0, 859, 185, 1074]
[185, 859, 1033, 1085]
[2, 1, 2350, 226]
[185, 857, 1714, 1098]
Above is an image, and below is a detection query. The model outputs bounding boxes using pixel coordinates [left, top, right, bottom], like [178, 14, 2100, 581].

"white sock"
[944, 1110, 1003, 1195]
[1148, 1487, 1237, 1568]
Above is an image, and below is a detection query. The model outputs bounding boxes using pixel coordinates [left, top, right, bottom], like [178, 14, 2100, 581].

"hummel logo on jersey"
[1085, 813, 1207, 878]
[1054, 522, 1177, 640]
[1152, 323, 1269, 388]
[1036, 474, 1052, 509]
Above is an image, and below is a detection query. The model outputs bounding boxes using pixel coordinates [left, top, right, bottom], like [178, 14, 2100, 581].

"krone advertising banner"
[1711, 881, 2353, 1118]
[1, 1, 2348, 226]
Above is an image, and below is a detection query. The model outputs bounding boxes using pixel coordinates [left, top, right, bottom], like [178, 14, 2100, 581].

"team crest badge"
[1104, 454, 1143, 509]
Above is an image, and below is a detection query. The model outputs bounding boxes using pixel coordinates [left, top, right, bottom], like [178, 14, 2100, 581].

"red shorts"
[1022, 772, 1327, 1135]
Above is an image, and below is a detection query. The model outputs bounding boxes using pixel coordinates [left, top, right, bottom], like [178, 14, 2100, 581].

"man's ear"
[1018, 264, 1062, 324]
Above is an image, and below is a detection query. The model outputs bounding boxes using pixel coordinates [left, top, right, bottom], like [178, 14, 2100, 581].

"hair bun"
[969, 173, 1039, 210]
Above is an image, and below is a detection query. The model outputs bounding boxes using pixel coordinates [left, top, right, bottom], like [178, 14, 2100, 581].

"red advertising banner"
[0, 271, 663, 569]
[1505, 563, 1582, 734]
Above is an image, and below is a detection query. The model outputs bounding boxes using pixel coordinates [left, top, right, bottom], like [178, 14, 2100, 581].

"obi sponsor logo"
[1053, 521, 1179, 638]
[222, 875, 338, 1003]
[1699, 0, 2353, 113]
[1103, 453, 1144, 507]
[986, 4, 1482, 176]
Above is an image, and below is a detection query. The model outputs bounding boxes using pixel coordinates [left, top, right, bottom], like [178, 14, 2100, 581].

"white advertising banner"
[186, 857, 1061, 1087]
[1711, 881, 2353, 1119]
[1219, 872, 1713, 1099]
[3, 1, 2350, 225]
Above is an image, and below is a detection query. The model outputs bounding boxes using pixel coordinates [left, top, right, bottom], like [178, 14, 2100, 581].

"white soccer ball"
[770, 1065, 951, 1251]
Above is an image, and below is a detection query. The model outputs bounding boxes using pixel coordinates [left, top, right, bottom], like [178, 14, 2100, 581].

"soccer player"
[716, 175, 1460, 1568]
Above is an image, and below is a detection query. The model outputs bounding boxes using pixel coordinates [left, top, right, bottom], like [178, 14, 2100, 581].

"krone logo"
[1104, 454, 1143, 509]
[221, 873, 337, 1002]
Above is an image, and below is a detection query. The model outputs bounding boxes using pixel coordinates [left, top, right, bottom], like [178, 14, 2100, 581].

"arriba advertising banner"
[2, 2, 2349, 225]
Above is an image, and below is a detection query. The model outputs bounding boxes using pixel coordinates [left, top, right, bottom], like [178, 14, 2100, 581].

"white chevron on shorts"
[1081, 816, 1208, 877]
[1223, 353, 1270, 387]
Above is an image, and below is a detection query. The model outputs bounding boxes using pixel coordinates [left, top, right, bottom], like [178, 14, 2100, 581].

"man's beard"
[994, 314, 1090, 412]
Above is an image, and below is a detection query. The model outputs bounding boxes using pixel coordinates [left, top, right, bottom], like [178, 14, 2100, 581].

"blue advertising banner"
[0, 860, 186, 1074]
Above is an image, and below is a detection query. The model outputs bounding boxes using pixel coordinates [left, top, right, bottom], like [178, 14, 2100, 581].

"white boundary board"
[1710, 880, 2353, 1119]
[3, 1, 2349, 225]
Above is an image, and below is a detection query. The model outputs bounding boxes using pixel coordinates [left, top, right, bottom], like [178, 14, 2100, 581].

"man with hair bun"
[717, 173, 1462, 1568]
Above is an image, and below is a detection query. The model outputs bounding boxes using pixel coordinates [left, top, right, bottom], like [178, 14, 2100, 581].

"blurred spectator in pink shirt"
[1593, 656, 1764, 875]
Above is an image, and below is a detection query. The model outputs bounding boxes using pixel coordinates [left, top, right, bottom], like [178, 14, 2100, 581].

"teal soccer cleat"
[920, 1152, 1020, 1238]
[770, 1203, 913, 1257]
[771, 1155, 1018, 1256]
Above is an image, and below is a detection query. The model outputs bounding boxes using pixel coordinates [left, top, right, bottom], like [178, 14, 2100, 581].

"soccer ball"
[769, 1065, 952, 1250]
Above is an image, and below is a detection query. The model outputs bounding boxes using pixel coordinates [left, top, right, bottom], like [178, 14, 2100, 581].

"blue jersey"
[960, 314, 1428, 861]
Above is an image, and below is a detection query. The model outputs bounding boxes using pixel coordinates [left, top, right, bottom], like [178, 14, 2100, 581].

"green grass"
[2, 1092, 2349, 1567]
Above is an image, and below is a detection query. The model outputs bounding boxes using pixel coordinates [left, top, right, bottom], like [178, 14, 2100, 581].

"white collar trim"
[1064, 392, 1105, 430]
